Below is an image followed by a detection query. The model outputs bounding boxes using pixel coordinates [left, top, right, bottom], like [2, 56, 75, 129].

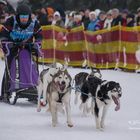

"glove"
[33, 41, 42, 49]
[32, 42, 42, 57]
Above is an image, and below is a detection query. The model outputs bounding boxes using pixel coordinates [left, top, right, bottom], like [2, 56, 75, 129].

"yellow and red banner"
[40, 25, 140, 70]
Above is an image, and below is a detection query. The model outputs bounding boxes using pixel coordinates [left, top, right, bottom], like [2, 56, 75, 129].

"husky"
[81, 77, 122, 129]
[47, 69, 73, 127]
[74, 68, 102, 105]
[37, 62, 64, 112]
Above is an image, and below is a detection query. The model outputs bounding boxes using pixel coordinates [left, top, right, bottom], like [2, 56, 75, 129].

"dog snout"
[61, 81, 66, 85]
[118, 93, 122, 97]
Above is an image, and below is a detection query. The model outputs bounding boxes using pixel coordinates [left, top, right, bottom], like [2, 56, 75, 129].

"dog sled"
[0, 41, 41, 105]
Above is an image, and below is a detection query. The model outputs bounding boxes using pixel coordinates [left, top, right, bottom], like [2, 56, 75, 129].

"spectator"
[47, 14, 54, 25]
[136, 7, 140, 26]
[0, 0, 7, 24]
[79, 9, 85, 22]
[87, 11, 99, 31]
[104, 10, 113, 29]
[98, 11, 106, 30]
[121, 9, 129, 26]
[5, 1, 15, 15]
[73, 13, 82, 28]
[65, 11, 75, 29]
[46, 7, 54, 17]
[52, 11, 64, 27]
[111, 8, 122, 27]
[37, 7, 48, 26]
[94, 9, 101, 17]
[126, 14, 135, 27]
[82, 9, 90, 30]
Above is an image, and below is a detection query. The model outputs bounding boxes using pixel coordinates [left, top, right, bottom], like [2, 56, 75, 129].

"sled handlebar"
[1, 41, 41, 57]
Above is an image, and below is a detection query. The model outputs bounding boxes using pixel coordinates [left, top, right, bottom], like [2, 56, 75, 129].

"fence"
[41, 25, 140, 70]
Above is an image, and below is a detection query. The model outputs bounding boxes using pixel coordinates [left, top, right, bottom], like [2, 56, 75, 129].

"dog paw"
[52, 123, 57, 127]
[37, 108, 41, 112]
[96, 125, 101, 130]
[100, 123, 105, 129]
[68, 124, 73, 127]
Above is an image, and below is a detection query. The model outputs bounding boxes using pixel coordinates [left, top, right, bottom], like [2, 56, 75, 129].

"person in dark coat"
[82, 9, 90, 30]
[0, 4, 42, 100]
[121, 9, 129, 26]
[37, 7, 49, 26]
[0, 0, 7, 24]
[111, 8, 122, 27]
[126, 14, 135, 27]
[136, 8, 140, 26]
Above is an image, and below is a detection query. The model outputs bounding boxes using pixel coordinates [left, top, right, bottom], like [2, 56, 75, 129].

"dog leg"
[65, 102, 73, 127]
[79, 102, 83, 110]
[82, 102, 89, 116]
[57, 103, 65, 114]
[37, 83, 42, 112]
[46, 94, 51, 112]
[74, 91, 80, 105]
[94, 102, 100, 129]
[100, 105, 109, 129]
[63, 94, 73, 127]
[42, 81, 48, 106]
[89, 99, 95, 114]
[51, 101, 57, 127]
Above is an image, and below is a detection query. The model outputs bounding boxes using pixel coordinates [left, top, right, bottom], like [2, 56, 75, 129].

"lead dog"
[81, 77, 122, 129]
[37, 62, 64, 112]
[47, 69, 73, 127]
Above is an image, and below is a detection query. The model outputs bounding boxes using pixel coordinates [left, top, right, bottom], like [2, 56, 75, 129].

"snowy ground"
[0, 59, 140, 140]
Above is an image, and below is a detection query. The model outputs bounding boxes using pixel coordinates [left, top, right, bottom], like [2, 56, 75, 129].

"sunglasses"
[19, 15, 29, 19]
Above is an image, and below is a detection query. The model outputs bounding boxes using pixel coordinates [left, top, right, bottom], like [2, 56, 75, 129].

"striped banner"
[41, 25, 86, 66]
[40, 25, 140, 70]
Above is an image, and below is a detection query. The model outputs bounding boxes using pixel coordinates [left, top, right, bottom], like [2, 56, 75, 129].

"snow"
[0, 59, 140, 140]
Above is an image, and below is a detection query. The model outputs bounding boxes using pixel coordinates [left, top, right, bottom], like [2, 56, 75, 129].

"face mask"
[19, 15, 29, 24]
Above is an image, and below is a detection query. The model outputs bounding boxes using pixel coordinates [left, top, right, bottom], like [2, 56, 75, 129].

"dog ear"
[61, 64, 68, 71]
[106, 81, 117, 91]
[91, 67, 96, 73]
[65, 70, 72, 83]
[51, 62, 56, 68]
[91, 67, 101, 74]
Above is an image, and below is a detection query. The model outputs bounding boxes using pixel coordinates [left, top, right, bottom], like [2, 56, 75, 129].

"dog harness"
[57, 85, 71, 103]
[57, 93, 65, 103]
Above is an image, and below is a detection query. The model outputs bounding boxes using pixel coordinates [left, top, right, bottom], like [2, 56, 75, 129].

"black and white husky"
[81, 77, 122, 129]
[74, 68, 102, 105]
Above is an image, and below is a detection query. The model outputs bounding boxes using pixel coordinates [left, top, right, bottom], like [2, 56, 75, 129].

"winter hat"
[69, 11, 75, 17]
[122, 9, 129, 14]
[47, 7, 54, 16]
[107, 10, 112, 15]
[16, 4, 31, 15]
[94, 9, 101, 17]
[74, 14, 82, 20]
[127, 14, 135, 19]
[89, 11, 97, 18]
[0, 0, 7, 5]
[137, 7, 140, 13]
[54, 11, 60, 17]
